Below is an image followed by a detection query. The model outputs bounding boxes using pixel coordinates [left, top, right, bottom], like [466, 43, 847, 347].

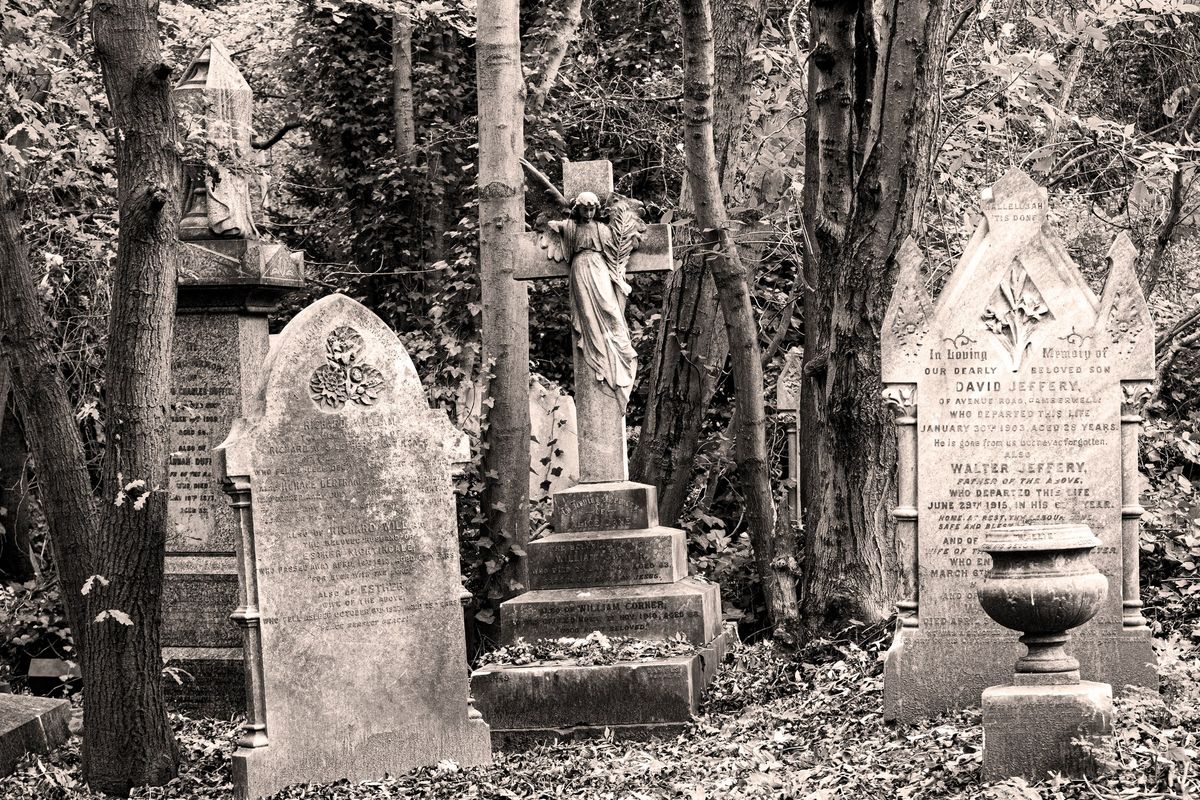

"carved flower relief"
[1106, 290, 1145, 353]
[308, 326, 386, 411]
[982, 264, 1053, 372]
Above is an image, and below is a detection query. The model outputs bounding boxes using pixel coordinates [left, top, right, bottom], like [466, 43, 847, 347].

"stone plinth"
[0, 695, 71, 777]
[473, 626, 732, 746]
[983, 681, 1112, 781]
[162, 39, 305, 717]
[502, 579, 721, 645]
[474, 479, 727, 743]
[527, 527, 686, 589]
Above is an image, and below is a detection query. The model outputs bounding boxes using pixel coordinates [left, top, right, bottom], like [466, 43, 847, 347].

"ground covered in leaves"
[3, 626, 1198, 800]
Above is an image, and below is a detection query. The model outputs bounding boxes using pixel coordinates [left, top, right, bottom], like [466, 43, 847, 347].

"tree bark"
[87, 0, 182, 788]
[798, 0, 949, 637]
[525, 0, 584, 116]
[393, 0, 415, 159]
[0, 398, 37, 583]
[679, 0, 800, 640]
[477, 0, 532, 599]
[631, 0, 766, 524]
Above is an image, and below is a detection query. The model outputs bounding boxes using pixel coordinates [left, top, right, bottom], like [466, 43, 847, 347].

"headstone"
[162, 39, 304, 715]
[0, 695, 70, 777]
[881, 170, 1157, 721]
[775, 347, 803, 524]
[472, 161, 729, 743]
[218, 294, 489, 800]
[528, 377, 579, 500]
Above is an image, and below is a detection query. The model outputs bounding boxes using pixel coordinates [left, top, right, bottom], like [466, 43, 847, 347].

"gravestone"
[529, 376, 579, 500]
[218, 294, 489, 800]
[881, 170, 1157, 721]
[775, 347, 803, 524]
[0, 695, 70, 777]
[162, 39, 304, 714]
[471, 161, 729, 743]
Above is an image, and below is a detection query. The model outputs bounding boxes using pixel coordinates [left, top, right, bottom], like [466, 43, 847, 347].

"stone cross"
[514, 160, 673, 483]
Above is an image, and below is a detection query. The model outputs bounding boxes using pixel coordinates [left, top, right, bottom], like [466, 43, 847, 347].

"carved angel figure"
[538, 191, 648, 413]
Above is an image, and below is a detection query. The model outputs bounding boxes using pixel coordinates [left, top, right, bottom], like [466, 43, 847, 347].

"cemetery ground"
[2, 623, 1199, 799]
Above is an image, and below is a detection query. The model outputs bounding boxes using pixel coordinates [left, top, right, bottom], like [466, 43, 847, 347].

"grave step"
[0, 694, 71, 777]
[472, 626, 733, 746]
[500, 577, 722, 645]
[551, 481, 658, 533]
[528, 526, 687, 590]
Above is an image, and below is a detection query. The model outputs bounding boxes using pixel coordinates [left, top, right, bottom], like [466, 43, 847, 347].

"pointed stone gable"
[881, 170, 1157, 721]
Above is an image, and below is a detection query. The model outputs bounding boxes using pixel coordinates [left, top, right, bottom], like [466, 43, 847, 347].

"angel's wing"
[602, 196, 647, 289]
[537, 220, 569, 264]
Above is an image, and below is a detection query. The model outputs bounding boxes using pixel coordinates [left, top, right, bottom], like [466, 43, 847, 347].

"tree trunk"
[88, 0, 182, 788]
[477, 0, 532, 599]
[1142, 97, 1200, 298]
[393, 0, 415, 159]
[678, 0, 800, 640]
[0, 398, 37, 583]
[631, 0, 766, 524]
[525, 0, 584, 115]
[798, 0, 949, 637]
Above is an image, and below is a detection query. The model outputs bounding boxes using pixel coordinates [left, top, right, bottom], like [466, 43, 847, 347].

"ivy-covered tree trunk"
[392, 0, 415, 158]
[631, 0, 766, 524]
[679, 0, 800, 639]
[477, 0, 532, 600]
[798, 0, 950, 637]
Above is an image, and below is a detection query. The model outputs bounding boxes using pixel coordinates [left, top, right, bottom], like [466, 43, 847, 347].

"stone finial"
[1097, 232, 1154, 366]
[881, 236, 932, 382]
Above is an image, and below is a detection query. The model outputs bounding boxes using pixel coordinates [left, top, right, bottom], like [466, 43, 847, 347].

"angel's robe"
[551, 218, 637, 412]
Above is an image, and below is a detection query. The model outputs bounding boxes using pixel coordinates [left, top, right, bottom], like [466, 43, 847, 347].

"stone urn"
[977, 523, 1108, 683]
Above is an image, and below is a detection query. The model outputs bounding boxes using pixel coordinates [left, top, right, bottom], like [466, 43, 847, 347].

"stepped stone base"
[983, 680, 1112, 781]
[473, 626, 733, 747]
[528, 527, 686, 589]
[0, 694, 71, 777]
[501, 578, 722, 645]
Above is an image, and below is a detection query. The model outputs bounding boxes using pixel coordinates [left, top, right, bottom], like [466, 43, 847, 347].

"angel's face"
[579, 204, 597, 221]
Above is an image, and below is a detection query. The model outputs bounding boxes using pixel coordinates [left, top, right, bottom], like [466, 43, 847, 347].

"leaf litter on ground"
[3, 623, 1200, 799]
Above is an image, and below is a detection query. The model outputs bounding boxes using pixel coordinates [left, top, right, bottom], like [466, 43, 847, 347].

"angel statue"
[537, 191, 649, 413]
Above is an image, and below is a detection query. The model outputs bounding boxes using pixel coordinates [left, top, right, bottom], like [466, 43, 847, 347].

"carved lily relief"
[982, 264, 1052, 372]
[309, 326, 386, 410]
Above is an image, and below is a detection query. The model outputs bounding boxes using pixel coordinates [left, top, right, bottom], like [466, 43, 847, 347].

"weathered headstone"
[162, 39, 304, 714]
[775, 347, 803, 525]
[528, 376, 579, 500]
[0, 695, 70, 777]
[472, 161, 729, 743]
[881, 170, 1157, 721]
[218, 294, 489, 800]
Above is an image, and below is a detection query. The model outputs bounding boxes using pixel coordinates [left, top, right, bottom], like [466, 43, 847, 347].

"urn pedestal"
[977, 524, 1113, 782]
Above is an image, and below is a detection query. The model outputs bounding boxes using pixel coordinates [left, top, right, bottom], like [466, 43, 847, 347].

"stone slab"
[500, 578, 721, 645]
[162, 647, 245, 717]
[0, 694, 71, 777]
[472, 628, 730, 746]
[551, 481, 659, 533]
[220, 294, 490, 800]
[529, 378, 580, 500]
[883, 627, 1154, 721]
[983, 680, 1112, 781]
[527, 526, 686, 590]
[880, 170, 1158, 719]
